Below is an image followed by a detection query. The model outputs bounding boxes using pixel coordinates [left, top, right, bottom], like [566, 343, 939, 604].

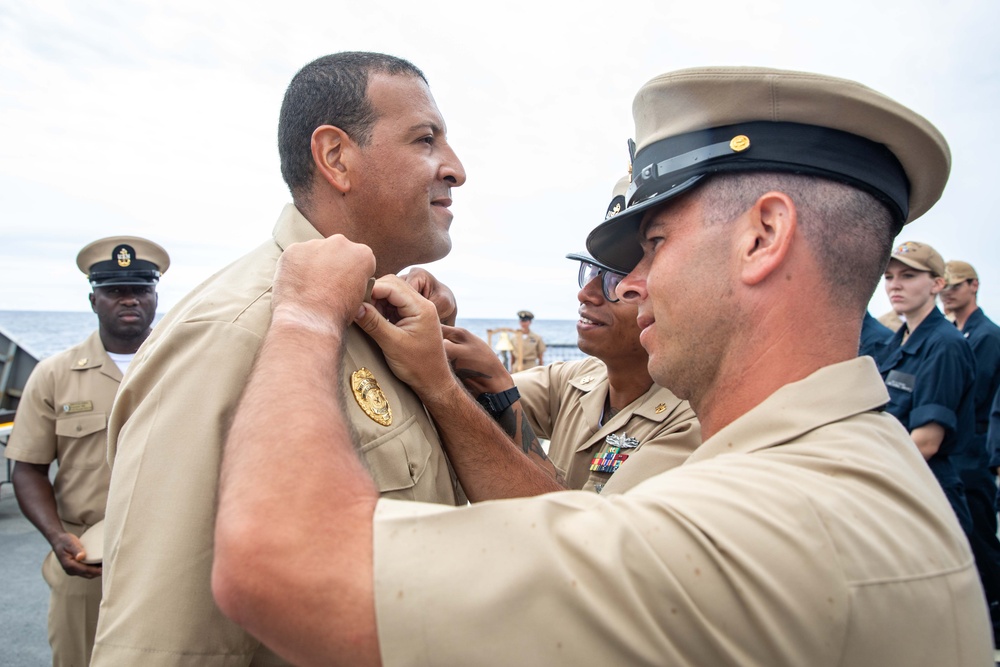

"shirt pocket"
[54, 412, 108, 470]
[360, 414, 431, 497]
[885, 386, 914, 429]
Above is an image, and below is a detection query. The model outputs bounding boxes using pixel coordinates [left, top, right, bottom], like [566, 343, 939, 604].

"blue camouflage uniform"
[964, 308, 1000, 476]
[962, 308, 1000, 446]
[859, 311, 893, 360]
[878, 306, 976, 533]
[954, 306, 1000, 636]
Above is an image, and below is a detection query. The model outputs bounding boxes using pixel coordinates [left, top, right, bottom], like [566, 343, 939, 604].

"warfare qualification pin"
[606, 432, 639, 449]
[351, 367, 392, 426]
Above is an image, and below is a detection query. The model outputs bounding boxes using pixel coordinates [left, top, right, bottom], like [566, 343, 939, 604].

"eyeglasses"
[578, 261, 624, 303]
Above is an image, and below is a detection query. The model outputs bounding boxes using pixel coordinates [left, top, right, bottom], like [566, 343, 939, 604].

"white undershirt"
[106, 351, 136, 375]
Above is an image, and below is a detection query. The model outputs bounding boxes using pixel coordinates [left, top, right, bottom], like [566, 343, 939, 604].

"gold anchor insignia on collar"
[655, 403, 667, 414]
[351, 368, 392, 426]
[76, 358, 88, 366]
[580, 375, 595, 385]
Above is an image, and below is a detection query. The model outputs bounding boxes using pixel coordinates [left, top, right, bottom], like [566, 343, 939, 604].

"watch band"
[475, 386, 521, 418]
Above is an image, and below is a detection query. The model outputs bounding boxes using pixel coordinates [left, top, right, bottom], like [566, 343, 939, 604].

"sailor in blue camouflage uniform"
[878, 241, 976, 535]
[943, 262, 1000, 477]
[940, 259, 1000, 643]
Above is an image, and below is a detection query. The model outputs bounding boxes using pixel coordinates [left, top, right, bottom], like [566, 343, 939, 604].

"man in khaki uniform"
[432, 247, 699, 500]
[211, 68, 991, 666]
[442, 179, 699, 497]
[5, 236, 167, 667]
[90, 53, 466, 666]
[515, 250, 700, 493]
[510, 310, 545, 370]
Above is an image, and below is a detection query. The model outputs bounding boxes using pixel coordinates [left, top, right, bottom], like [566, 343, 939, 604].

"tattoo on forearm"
[454, 367, 492, 381]
[496, 406, 517, 438]
[520, 413, 547, 461]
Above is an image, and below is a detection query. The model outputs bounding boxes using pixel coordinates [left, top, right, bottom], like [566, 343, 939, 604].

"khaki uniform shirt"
[5, 330, 117, 530]
[514, 357, 700, 492]
[92, 205, 463, 667]
[373, 357, 991, 666]
[511, 329, 545, 370]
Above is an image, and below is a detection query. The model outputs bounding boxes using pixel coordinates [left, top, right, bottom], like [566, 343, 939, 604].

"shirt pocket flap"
[361, 414, 432, 493]
[55, 412, 107, 439]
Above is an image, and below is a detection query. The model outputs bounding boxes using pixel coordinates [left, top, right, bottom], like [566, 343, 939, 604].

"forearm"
[419, 379, 564, 502]
[214, 316, 379, 667]
[911, 423, 945, 460]
[11, 462, 65, 544]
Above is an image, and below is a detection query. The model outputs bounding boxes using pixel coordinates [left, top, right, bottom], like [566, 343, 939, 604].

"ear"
[736, 191, 797, 286]
[310, 125, 354, 195]
[930, 275, 946, 295]
[89, 292, 97, 313]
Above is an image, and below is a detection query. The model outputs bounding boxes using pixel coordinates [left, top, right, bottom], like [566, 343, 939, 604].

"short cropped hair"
[696, 172, 900, 312]
[278, 52, 427, 199]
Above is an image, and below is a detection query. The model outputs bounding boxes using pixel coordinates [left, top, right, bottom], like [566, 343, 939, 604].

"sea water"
[0, 311, 584, 362]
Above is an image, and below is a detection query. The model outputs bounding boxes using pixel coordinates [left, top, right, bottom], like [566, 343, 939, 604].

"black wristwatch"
[476, 386, 521, 418]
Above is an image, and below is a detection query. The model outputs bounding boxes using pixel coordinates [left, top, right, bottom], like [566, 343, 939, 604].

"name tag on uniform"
[62, 401, 94, 413]
[885, 370, 915, 393]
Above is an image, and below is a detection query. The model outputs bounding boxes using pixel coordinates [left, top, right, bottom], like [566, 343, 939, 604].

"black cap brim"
[564, 250, 626, 275]
[586, 175, 705, 273]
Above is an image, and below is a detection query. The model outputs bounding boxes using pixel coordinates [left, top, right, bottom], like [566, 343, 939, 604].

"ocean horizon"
[0, 310, 583, 362]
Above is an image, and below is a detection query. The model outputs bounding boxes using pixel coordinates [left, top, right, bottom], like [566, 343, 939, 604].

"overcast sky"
[2, 0, 998, 321]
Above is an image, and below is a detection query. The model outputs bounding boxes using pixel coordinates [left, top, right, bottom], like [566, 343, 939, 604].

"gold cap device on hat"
[77, 236, 170, 288]
[891, 241, 946, 278]
[587, 66, 951, 273]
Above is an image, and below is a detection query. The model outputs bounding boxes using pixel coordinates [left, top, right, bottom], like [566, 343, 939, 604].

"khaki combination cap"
[77, 520, 104, 565]
[517, 310, 534, 320]
[891, 241, 946, 278]
[945, 260, 978, 285]
[76, 236, 170, 287]
[602, 174, 632, 222]
[567, 175, 633, 274]
[587, 66, 951, 272]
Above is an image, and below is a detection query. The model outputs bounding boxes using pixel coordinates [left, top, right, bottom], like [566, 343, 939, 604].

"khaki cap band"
[585, 66, 950, 274]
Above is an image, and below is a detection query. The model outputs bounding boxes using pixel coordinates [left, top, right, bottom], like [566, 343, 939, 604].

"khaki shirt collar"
[686, 356, 889, 465]
[633, 384, 686, 422]
[71, 330, 123, 382]
[273, 203, 323, 250]
[569, 361, 684, 453]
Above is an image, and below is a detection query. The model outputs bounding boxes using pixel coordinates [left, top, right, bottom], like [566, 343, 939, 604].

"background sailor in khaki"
[210, 66, 991, 666]
[90, 53, 466, 666]
[5, 235, 167, 667]
[510, 309, 545, 370]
